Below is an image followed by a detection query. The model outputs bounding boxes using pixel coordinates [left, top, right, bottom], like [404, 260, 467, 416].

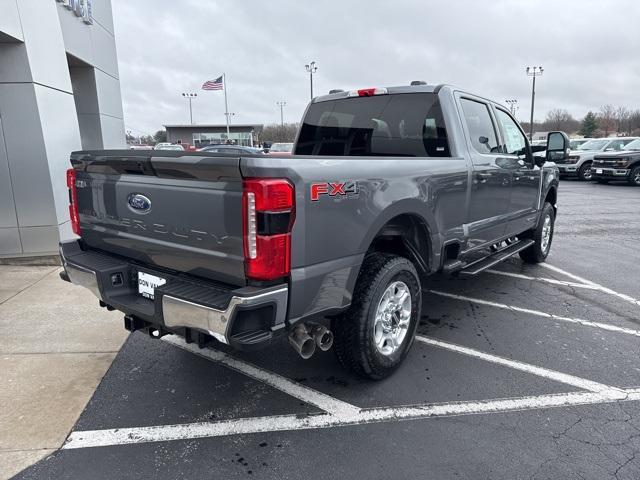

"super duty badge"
[310, 181, 359, 201]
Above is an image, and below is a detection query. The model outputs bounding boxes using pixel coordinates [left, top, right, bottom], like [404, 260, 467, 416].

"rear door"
[493, 107, 541, 236]
[457, 96, 510, 249]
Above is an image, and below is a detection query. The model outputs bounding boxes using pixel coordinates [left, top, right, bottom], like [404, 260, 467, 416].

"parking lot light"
[525, 66, 544, 140]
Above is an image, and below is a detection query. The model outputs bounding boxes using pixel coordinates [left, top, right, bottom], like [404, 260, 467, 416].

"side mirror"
[545, 131, 570, 164]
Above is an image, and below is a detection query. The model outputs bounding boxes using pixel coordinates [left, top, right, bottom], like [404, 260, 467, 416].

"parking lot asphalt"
[14, 181, 640, 480]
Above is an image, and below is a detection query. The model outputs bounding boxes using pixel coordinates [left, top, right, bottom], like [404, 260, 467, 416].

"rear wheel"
[628, 166, 640, 186]
[519, 202, 555, 264]
[332, 253, 421, 380]
[578, 162, 593, 181]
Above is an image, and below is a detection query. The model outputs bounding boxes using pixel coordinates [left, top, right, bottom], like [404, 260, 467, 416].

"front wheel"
[628, 166, 640, 186]
[332, 253, 421, 380]
[519, 202, 555, 264]
[578, 162, 593, 181]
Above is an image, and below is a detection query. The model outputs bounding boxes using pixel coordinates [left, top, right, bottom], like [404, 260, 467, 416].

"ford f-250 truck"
[59, 83, 569, 379]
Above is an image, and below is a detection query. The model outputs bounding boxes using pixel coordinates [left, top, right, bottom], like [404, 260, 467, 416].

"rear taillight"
[66, 168, 81, 236]
[242, 178, 295, 281]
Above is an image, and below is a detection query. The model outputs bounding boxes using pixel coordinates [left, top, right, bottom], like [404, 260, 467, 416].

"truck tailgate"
[70, 151, 246, 286]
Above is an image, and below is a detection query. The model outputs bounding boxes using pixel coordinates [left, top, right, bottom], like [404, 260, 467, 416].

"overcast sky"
[112, 0, 640, 137]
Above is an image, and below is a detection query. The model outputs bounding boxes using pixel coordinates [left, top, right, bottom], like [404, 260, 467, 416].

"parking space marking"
[63, 388, 639, 450]
[485, 269, 601, 290]
[541, 263, 640, 307]
[415, 336, 620, 394]
[162, 335, 360, 416]
[427, 290, 640, 337]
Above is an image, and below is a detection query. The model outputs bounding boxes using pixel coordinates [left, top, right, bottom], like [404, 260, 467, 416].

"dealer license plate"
[596, 169, 603, 174]
[138, 271, 166, 300]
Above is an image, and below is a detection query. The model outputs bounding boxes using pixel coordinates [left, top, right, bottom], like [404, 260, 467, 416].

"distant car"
[129, 145, 153, 150]
[569, 138, 591, 150]
[267, 142, 294, 156]
[555, 137, 639, 181]
[199, 145, 265, 155]
[592, 138, 640, 186]
[154, 143, 185, 151]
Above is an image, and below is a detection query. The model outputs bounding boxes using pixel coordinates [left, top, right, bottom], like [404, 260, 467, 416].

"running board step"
[459, 239, 535, 276]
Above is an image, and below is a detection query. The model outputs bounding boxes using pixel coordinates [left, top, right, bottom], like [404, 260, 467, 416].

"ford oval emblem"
[127, 193, 152, 213]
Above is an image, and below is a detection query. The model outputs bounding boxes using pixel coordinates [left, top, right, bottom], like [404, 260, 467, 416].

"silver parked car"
[556, 137, 639, 181]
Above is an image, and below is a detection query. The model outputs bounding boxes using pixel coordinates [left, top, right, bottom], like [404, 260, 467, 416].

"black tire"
[331, 253, 421, 380]
[519, 202, 555, 264]
[628, 165, 640, 186]
[597, 179, 609, 184]
[577, 162, 593, 181]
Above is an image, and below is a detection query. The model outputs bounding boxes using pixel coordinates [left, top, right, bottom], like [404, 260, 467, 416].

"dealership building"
[165, 124, 263, 148]
[0, 0, 125, 260]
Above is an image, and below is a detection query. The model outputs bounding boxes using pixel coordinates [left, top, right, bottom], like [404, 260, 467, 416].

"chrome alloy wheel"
[541, 213, 552, 254]
[373, 281, 412, 356]
[634, 170, 640, 185]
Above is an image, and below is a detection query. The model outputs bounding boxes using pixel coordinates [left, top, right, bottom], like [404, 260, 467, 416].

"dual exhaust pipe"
[288, 322, 333, 359]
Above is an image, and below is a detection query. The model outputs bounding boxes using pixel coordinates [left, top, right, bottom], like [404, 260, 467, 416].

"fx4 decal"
[310, 181, 359, 201]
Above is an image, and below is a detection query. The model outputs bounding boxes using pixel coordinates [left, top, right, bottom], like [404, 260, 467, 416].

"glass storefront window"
[193, 132, 253, 147]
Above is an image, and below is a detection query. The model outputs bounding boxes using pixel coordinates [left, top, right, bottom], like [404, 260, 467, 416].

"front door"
[458, 96, 511, 250]
[493, 108, 541, 236]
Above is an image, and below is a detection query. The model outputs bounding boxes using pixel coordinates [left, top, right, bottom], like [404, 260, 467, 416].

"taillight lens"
[66, 168, 81, 236]
[243, 178, 295, 281]
[347, 87, 389, 97]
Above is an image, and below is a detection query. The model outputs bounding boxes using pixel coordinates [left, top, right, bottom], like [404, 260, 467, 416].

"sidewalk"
[0, 266, 127, 479]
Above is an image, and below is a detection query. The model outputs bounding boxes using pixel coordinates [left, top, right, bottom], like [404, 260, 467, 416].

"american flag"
[202, 76, 224, 91]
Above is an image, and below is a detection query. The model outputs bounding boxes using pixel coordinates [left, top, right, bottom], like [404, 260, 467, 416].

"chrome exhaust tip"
[288, 324, 316, 359]
[308, 323, 334, 352]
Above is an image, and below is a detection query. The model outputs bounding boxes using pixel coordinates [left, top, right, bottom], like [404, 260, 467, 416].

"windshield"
[295, 93, 450, 157]
[577, 139, 608, 151]
[623, 139, 640, 150]
[270, 143, 293, 152]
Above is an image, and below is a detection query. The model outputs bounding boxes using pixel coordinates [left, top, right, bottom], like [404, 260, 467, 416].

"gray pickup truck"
[60, 83, 569, 379]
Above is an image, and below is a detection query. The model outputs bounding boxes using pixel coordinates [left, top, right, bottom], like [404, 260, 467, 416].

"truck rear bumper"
[59, 240, 288, 349]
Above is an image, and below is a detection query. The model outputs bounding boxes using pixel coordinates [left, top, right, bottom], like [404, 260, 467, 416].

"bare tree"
[615, 106, 631, 134]
[598, 105, 617, 137]
[261, 123, 300, 143]
[542, 109, 578, 133]
[629, 110, 640, 135]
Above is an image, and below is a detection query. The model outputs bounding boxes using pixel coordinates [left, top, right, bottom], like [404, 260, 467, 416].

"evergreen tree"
[579, 111, 598, 137]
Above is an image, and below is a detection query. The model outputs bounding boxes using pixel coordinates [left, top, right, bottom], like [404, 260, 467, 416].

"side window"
[460, 98, 499, 154]
[608, 140, 624, 151]
[495, 109, 527, 155]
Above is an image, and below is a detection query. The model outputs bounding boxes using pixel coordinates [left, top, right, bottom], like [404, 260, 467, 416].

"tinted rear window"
[295, 93, 450, 157]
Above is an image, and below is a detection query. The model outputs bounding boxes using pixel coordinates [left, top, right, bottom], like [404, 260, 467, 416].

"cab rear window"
[295, 93, 450, 157]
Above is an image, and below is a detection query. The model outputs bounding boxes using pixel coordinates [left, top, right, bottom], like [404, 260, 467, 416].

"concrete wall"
[0, 0, 125, 258]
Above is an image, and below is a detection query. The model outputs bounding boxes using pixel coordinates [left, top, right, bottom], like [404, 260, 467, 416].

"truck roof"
[312, 83, 443, 103]
[312, 83, 514, 118]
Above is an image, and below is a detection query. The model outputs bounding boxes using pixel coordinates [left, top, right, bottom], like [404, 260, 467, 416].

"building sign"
[56, 0, 93, 25]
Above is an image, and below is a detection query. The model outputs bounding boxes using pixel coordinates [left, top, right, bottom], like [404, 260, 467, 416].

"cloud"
[112, 0, 640, 135]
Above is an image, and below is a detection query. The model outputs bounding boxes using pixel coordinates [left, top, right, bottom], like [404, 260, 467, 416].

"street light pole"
[525, 66, 543, 141]
[182, 93, 197, 125]
[305, 61, 318, 100]
[505, 99, 518, 116]
[277, 101, 286, 126]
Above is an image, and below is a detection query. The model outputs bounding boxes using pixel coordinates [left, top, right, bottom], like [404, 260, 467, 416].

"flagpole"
[223, 73, 230, 137]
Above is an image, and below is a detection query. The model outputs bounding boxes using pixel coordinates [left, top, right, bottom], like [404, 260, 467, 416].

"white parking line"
[541, 263, 640, 307]
[415, 336, 620, 394]
[162, 335, 360, 416]
[63, 388, 638, 449]
[485, 269, 601, 290]
[427, 290, 640, 337]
